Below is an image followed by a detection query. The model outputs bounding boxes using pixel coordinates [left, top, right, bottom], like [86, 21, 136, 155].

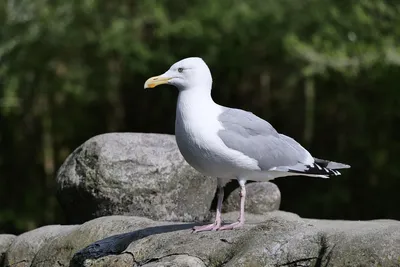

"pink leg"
[218, 180, 246, 230]
[192, 185, 224, 233]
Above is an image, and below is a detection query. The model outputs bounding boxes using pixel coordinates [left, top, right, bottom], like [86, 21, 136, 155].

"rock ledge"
[2, 211, 399, 267]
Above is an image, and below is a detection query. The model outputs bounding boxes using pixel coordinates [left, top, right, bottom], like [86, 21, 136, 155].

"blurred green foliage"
[1, 0, 400, 234]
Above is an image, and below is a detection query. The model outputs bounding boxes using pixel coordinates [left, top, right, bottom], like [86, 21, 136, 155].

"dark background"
[1, 0, 399, 235]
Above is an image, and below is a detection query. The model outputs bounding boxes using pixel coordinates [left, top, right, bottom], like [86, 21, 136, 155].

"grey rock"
[32, 216, 155, 267]
[5, 212, 400, 266]
[56, 133, 217, 224]
[141, 255, 206, 267]
[32, 216, 194, 267]
[72, 212, 400, 267]
[82, 254, 134, 267]
[0, 235, 15, 266]
[83, 254, 205, 267]
[222, 210, 300, 224]
[223, 182, 280, 214]
[3, 225, 76, 267]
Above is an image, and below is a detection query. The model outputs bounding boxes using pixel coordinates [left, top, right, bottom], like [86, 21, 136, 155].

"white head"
[144, 57, 212, 91]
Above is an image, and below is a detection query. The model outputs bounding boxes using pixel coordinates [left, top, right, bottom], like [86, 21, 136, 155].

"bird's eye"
[178, 68, 183, 73]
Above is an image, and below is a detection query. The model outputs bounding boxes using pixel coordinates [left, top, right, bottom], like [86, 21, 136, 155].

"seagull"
[144, 57, 350, 232]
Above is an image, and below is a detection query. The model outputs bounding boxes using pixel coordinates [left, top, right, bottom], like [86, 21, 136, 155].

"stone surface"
[141, 255, 206, 267]
[2, 212, 400, 266]
[114, 213, 400, 267]
[31, 216, 166, 267]
[56, 133, 217, 224]
[223, 182, 281, 214]
[4, 225, 76, 267]
[0, 235, 15, 266]
[82, 254, 135, 267]
[84, 254, 205, 267]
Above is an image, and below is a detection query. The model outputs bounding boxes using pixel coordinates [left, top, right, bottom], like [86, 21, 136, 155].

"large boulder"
[56, 133, 217, 224]
[2, 212, 400, 266]
[3, 225, 76, 267]
[223, 182, 281, 214]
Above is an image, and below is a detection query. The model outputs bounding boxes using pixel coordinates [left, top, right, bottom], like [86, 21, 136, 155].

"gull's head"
[144, 57, 212, 91]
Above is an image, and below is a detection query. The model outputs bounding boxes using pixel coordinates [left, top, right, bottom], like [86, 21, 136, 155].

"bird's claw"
[192, 220, 244, 232]
[192, 222, 221, 233]
[217, 221, 244, 231]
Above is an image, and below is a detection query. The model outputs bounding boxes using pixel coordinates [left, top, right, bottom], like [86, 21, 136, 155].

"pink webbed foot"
[192, 222, 221, 233]
[217, 180, 246, 231]
[193, 181, 225, 233]
[218, 221, 244, 231]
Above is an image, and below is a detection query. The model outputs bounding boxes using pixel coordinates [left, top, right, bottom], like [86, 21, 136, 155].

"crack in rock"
[315, 233, 337, 267]
[7, 259, 28, 267]
[278, 257, 319, 267]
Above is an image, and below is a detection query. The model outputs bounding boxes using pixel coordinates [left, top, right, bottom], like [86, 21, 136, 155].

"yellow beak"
[144, 75, 171, 89]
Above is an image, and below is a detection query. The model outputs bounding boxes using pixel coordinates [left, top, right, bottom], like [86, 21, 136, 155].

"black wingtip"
[313, 158, 351, 169]
[288, 163, 342, 177]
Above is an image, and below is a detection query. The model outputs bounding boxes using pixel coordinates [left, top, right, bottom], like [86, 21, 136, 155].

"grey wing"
[217, 108, 312, 171]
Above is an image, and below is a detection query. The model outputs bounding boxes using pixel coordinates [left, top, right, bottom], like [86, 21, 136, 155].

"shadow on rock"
[70, 223, 197, 266]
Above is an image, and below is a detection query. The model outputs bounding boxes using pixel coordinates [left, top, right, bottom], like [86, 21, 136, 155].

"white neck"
[178, 85, 213, 105]
[176, 87, 220, 127]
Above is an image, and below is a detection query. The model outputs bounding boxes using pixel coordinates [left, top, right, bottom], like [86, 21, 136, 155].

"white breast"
[174, 89, 259, 178]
